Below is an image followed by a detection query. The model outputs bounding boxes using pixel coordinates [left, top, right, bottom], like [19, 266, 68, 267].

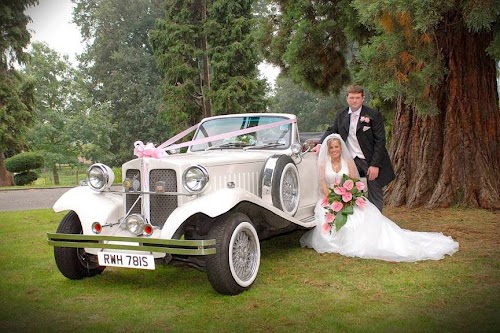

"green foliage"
[74, 0, 166, 165]
[13, 170, 38, 186]
[151, 0, 211, 132]
[23, 43, 81, 170]
[151, 0, 267, 134]
[112, 167, 122, 184]
[0, 0, 38, 185]
[0, 0, 38, 154]
[263, 0, 500, 114]
[257, 0, 364, 95]
[0, 69, 36, 154]
[0, 0, 39, 68]
[207, 0, 268, 113]
[4, 152, 43, 173]
[352, 0, 500, 114]
[63, 71, 115, 165]
[21, 43, 115, 185]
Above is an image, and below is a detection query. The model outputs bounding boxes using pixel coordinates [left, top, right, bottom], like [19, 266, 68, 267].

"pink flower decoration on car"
[321, 196, 329, 207]
[322, 222, 332, 234]
[334, 186, 346, 195]
[355, 197, 367, 208]
[342, 192, 353, 202]
[330, 201, 343, 212]
[355, 181, 365, 191]
[134, 141, 166, 159]
[343, 179, 354, 191]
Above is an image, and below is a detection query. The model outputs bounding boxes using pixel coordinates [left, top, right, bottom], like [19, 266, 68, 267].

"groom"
[315, 85, 395, 212]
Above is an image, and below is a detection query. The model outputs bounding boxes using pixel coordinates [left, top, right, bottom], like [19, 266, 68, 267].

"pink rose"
[342, 192, 353, 202]
[322, 223, 332, 234]
[356, 197, 366, 208]
[334, 186, 347, 195]
[325, 212, 335, 223]
[343, 179, 354, 191]
[360, 116, 370, 123]
[356, 181, 365, 191]
[321, 196, 329, 207]
[330, 201, 343, 212]
[335, 177, 341, 185]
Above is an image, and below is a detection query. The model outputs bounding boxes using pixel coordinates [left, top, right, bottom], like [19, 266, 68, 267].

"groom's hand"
[367, 166, 379, 181]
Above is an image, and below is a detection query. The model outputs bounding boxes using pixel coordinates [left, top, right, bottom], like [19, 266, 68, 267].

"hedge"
[4, 152, 44, 173]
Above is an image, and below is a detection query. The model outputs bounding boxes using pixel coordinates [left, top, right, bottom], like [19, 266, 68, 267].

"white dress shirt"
[346, 108, 365, 159]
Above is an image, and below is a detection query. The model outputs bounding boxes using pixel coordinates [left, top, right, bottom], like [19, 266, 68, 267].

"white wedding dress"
[300, 159, 459, 262]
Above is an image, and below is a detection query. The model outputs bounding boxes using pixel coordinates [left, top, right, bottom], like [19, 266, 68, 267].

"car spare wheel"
[261, 155, 300, 216]
[205, 212, 260, 295]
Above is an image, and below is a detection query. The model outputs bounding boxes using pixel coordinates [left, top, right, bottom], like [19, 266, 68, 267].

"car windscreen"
[190, 116, 292, 152]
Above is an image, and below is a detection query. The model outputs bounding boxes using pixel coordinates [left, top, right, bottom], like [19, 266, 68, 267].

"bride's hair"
[326, 137, 342, 157]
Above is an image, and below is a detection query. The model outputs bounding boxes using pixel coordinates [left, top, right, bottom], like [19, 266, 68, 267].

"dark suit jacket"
[320, 105, 395, 187]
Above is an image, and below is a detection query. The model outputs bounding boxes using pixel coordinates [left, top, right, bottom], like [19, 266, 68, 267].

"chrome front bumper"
[47, 233, 216, 255]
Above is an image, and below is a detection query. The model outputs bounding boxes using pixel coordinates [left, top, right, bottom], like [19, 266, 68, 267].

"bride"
[300, 134, 459, 262]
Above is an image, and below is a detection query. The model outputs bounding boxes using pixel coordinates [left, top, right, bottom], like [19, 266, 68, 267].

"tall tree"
[352, 1, 500, 209]
[257, 0, 362, 95]
[263, 0, 500, 209]
[23, 43, 80, 185]
[65, 71, 115, 165]
[0, 0, 38, 186]
[206, 0, 267, 114]
[151, 0, 267, 133]
[73, 0, 165, 165]
[151, 0, 210, 133]
[24, 43, 114, 184]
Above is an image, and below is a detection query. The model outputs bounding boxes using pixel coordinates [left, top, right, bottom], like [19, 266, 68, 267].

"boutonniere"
[360, 116, 371, 124]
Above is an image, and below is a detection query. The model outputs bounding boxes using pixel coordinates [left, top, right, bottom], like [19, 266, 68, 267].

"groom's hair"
[346, 85, 364, 96]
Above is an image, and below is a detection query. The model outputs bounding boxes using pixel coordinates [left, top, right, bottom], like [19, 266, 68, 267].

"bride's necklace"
[331, 159, 341, 173]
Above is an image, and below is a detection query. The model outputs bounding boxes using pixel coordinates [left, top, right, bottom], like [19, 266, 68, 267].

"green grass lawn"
[0, 208, 498, 332]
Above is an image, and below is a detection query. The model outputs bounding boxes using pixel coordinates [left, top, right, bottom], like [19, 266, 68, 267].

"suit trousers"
[354, 157, 384, 212]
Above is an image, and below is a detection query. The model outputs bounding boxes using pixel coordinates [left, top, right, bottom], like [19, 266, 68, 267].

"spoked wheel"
[54, 211, 105, 279]
[271, 155, 300, 216]
[205, 212, 260, 295]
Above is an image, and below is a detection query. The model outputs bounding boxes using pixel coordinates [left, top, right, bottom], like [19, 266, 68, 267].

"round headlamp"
[291, 143, 302, 155]
[124, 214, 146, 235]
[87, 163, 115, 191]
[182, 165, 209, 193]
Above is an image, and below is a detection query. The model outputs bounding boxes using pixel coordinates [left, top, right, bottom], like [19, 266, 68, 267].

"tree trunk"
[200, 0, 212, 118]
[386, 13, 500, 209]
[52, 164, 60, 186]
[0, 151, 14, 186]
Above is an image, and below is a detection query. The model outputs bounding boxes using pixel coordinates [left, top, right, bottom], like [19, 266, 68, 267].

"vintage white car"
[47, 113, 320, 295]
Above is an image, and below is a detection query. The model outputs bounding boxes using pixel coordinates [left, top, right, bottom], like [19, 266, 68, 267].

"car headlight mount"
[87, 163, 115, 192]
[182, 165, 209, 193]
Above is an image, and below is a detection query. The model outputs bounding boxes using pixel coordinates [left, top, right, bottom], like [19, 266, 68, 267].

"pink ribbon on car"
[133, 141, 167, 158]
[133, 118, 296, 158]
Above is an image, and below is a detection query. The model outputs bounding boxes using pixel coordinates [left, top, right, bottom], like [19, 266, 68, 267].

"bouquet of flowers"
[322, 174, 367, 233]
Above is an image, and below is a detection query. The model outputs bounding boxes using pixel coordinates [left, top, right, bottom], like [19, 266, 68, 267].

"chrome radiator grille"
[149, 169, 177, 227]
[125, 168, 178, 227]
